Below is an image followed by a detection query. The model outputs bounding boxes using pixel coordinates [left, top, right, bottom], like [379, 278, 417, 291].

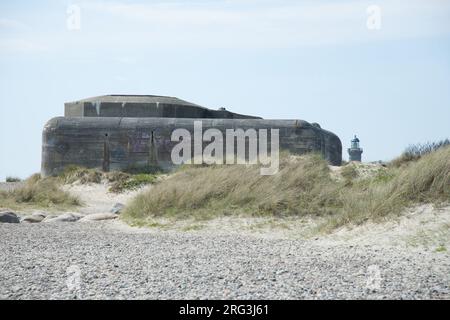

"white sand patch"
[62, 180, 449, 250]
[110, 203, 449, 249]
[64, 182, 150, 215]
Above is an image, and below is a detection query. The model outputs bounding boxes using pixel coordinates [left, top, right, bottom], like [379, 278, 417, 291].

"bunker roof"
[67, 94, 205, 108]
[64, 94, 261, 119]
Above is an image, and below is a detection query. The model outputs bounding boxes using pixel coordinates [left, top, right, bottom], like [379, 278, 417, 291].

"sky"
[1, 0, 449, 180]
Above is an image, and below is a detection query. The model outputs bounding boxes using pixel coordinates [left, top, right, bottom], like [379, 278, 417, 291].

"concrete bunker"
[42, 95, 342, 176]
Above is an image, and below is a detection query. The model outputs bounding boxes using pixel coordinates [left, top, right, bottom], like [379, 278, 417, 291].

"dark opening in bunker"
[103, 137, 110, 172]
[149, 131, 158, 168]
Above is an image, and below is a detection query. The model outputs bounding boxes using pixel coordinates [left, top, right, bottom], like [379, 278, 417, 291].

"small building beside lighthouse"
[348, 135, 363, 162]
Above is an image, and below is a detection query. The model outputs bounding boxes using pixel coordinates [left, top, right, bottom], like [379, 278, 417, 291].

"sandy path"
[64, 183, 149, 215]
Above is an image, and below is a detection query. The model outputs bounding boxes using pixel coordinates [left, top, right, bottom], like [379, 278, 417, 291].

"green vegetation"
[340, 164, 359, 181]
[181, 224, 205, 231]
[108, 173, 158, 193]
[0, 174, 80, 211]
[0, 166, 160, 211]
[58, 166, 159, 193]
[390, 139, 450, 167]
[59, 166, 102, 184]
[5, 176, 21, 182]
[123, 145, 450, 232]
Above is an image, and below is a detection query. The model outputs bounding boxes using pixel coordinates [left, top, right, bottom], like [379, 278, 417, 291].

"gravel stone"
[0, 211, 20, 223]
[42, 213, 83, 223]
[0, 222, 448, 299]
[110, 203, 125, 215]
[21, 214, 45, 223]
[79, 213, 118, 222]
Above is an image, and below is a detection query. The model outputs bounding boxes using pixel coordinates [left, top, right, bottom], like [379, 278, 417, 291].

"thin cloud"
[78, 0, 450, 48]
[1, 0, 449, 53]
[0, 38, 48, 53]
[0, 18, 29, 30]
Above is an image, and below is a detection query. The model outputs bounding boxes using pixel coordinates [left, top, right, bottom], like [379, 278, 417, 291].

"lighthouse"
[348, 135, 363, 162]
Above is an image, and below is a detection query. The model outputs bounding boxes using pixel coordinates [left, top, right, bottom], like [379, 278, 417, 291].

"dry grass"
[123, 146, 450, 232]
[59, 166, 103, 184]
[0, 174, 81, 211]
[390, 139, 450, 167]
[58, 166, 158, 193]
[108, 173, 158, 193]
[340, 164, 359, 181]
[124, 153, 338, 221]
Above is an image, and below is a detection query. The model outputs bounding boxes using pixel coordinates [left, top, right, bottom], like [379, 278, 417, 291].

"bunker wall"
[42, 117, 342, 176]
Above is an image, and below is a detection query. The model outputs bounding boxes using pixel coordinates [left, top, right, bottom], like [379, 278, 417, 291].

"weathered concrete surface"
[42, 117, 342, 176]
[43, 95, 342, 175]
[65, 95, 261, 119]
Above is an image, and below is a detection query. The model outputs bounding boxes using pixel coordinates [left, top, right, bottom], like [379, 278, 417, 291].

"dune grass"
[58, 165, 159, 193]
[59, 166, 103, 184]
[390, 139, 450, 167]
[122, 146, 450, 231]
[0, 174, 81, 211]
[0, 166, 160, 212]
[107, 172, 158, 193]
